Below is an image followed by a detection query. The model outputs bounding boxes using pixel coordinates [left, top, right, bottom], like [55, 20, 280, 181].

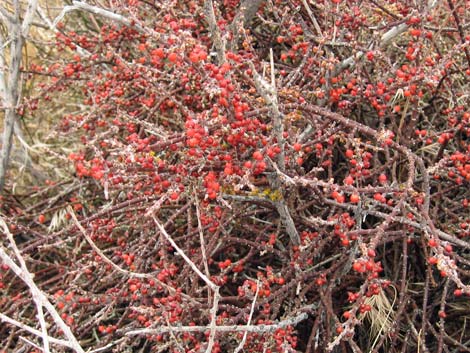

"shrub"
[1, 1, 470, 352]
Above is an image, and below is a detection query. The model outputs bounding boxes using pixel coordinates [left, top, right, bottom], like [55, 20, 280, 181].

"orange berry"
[168, 52, 178, 63]
[350, 194, 360, 203]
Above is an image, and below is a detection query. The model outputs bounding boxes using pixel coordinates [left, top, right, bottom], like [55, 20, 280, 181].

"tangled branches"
[1, 0, 470, 352]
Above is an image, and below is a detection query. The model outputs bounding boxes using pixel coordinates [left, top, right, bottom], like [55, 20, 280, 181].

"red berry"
[253, 151, 263, 161]
[410, 28, 421, 37]
[344, 175, 354, 185]
[168, 52, 178, 63]
[152, 47, 165, 58]
[352, 261, 364, 272]
[350, 194, 360, 203]
[38, 214, 46, 224]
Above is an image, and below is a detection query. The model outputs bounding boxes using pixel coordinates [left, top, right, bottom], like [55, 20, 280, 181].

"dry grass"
[362, 285, 397, 351]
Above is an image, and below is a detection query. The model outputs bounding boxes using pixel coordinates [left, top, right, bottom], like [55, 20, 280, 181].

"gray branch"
[0, 0, 39, 191]
[125, 312, 308, 335]
[53, 1, 151, 35]
[0, 219, 86, 352]
[203, 0, 226, 64]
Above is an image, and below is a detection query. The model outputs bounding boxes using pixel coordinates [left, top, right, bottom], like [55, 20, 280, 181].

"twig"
[68, 207, 193, 300]
[53, 1, 150, 35]
[34, 300, 50, 353]
[153, 217, 220, 353]
[335, 1, 439, 74]
[446, 0, 470, 70]
[234, 280, 260, 353]
[69, 207, 158, 280]
[301, 0, 322, 35]
[248, 55, 285, 170]
[326, 281, 369, 352]
[86, 338, 127, 353]
[19, 336, 42, 351]
[194, 191, 211, 287]
[437, 279, 449, 353]
[0, 313, 73, 349]
[206, 287, 220, 353]
[153, 217, 217, 291]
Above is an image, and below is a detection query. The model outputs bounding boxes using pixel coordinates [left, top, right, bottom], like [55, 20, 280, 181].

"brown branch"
[446, 0, 470, 70]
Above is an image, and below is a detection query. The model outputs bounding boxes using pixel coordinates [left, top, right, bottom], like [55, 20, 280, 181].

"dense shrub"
[1, 1, 470, 352]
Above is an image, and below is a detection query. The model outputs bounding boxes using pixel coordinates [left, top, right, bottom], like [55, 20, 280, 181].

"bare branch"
[0, 313, 74, 349]
[21, 0, 39, 36]
[153, 217, 220, 353]
[53, 0, 153, 36]
[335, 0, 441, 76]
[0, 218, 86, 353]
[68, 207, 195, 301]
[0, 0, 39, 191]
[33, 301, 50, 353]
[248, 61, 300, 244]
[301, 0, 322, 36]
[203, 0, 226, 64]
[206, 287, 220, 353]
[154, 216, 218, 291]
[0, 8, 22, 191]
[234, 280, 260, 353]
[194, 192, 211, 282]
[125, 312, 308, 335]
[248, 55, 285, 170]
[0, 6, 15, 26]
